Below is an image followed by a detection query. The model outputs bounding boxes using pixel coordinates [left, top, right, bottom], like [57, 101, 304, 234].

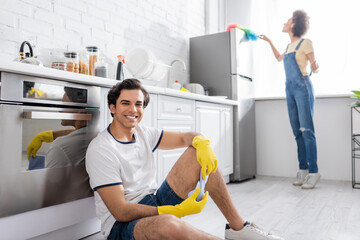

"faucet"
[168, 59, 186, 88]
[170, 59, 186, 70]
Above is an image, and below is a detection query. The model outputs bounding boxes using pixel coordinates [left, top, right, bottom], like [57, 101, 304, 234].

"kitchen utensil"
[188, 168, 208, 201]
[184, 83, 206, 95]
[14, 41, 43, 66]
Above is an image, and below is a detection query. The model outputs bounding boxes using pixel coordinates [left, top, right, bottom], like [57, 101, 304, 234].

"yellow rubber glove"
[158, 188, 208, 218]
[192, 135, 218, 180]
[28, 87, 44, 97]
[27, 131, 54, 160]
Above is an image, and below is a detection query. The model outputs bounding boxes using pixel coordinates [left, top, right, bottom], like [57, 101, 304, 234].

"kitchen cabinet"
[220, 105, 234, 176]
[156, 120, 195, 184]
[156, 95, 195, 184]
[100, 87, 112, 129]
[140, 94, 158, 128]
[195, 102, 233, 179]
[157, 95, 195, 121]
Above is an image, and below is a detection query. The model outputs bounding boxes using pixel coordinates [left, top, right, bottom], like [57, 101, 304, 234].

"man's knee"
[156, 215, 186, 238]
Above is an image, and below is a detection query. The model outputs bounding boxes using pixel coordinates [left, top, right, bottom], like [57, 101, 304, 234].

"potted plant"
[351, 90, 360, 106]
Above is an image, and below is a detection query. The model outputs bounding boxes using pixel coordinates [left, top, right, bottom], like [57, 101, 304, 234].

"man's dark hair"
[292, 10, 309, 37]
[107, 78, 150, 117]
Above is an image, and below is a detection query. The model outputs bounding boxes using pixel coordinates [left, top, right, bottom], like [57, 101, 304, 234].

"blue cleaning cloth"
[28, 155, 45, 170]
[188, 168, 209, 201]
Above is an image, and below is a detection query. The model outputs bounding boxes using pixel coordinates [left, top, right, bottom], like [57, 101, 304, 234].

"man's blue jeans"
[285, 75, 318, 173]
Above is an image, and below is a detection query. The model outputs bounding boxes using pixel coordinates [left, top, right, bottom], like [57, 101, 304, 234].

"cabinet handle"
[176, 107, 182, 112]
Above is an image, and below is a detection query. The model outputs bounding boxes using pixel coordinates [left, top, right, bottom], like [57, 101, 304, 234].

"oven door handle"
[23, 111, 92, 120]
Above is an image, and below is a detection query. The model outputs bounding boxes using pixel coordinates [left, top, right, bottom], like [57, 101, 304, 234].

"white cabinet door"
[156, 120, 195, 185]
[140, 94, 157, 128]
[195, 102, 221, 167]
[220, 105, 233, 175]
[195, 102, 233, 177]
[100, 87, 111, 130]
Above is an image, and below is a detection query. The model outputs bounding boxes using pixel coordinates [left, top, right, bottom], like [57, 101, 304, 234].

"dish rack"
[125, 48, 171, 86]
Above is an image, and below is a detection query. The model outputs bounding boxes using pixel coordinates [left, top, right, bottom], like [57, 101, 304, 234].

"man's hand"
[158, 188, 208, 218]
[192, 135, 218, 180]
[27, 131, 54, 160]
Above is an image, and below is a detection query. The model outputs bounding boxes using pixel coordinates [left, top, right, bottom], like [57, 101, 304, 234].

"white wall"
[0, 0, 206, 86]
[256, 97, 355, 181]
[0, 0, 206, 239]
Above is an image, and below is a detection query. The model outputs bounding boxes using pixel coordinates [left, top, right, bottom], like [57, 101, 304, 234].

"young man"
[86, 78, 284, 240]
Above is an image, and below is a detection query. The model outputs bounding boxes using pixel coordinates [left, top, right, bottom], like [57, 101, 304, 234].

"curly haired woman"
[261, 10, 320, 189]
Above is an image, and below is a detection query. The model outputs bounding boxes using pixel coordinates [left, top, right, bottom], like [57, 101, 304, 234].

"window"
[227, 0, 360, 97]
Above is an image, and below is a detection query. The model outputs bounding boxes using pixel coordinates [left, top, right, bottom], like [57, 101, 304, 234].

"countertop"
[0, 60, 238, 106]
[256, 93, 353, 101]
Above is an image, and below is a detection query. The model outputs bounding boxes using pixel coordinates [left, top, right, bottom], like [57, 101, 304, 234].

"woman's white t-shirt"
[86, 124, 163, 237]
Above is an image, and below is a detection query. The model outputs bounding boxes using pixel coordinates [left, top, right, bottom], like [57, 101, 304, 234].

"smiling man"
[85, 78, 284, 240]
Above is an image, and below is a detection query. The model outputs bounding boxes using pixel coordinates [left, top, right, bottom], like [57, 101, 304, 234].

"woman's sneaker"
[301, 173, 321, 189]
[225, 222, 284, 240]
[293, 169, 308, 186]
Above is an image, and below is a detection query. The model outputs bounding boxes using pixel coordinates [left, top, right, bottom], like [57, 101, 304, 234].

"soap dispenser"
[172, 80, 181, 90]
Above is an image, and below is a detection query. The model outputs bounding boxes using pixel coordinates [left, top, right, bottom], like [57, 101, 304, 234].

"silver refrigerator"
[190, 28, 256, 182]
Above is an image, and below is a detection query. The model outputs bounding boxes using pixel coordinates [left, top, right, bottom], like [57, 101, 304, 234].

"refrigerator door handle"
[232, 73, 253, 82]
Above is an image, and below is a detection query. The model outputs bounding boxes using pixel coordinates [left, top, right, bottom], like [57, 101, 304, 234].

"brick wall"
[0, 0, 205, 84]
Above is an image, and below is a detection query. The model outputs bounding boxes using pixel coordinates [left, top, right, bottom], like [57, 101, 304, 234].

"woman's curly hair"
[292, 10, 309, 37]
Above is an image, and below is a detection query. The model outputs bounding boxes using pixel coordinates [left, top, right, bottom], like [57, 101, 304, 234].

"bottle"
[95, 57, 108, 78]
[86, 46, 99, 76]
[116, 55, 125, 81]
[172, 80, 181, 90]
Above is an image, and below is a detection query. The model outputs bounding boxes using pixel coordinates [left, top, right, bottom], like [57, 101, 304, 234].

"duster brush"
[226, 24, 260, 41]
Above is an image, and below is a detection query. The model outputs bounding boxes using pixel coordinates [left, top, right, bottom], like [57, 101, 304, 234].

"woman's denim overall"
[283, 39, 318, 173]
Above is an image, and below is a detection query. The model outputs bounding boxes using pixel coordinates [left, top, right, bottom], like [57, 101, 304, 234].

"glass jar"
[95, 57, 108, 78]
[86, 46, 99, 76]
[51, 62, 66, 71]
[79, 52, 89, 75]
[64, 52, 79, 73]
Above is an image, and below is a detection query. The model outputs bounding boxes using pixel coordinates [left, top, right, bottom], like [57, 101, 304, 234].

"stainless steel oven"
[0, 72, 101, 217]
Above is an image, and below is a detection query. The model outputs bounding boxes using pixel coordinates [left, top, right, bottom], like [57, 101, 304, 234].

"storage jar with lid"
[64, 52, 79, 73]
[86, 46, 99, 76]
[79, 52, 89, 75]
[51, 62, 66, 71]
[95, 57, 108, 78]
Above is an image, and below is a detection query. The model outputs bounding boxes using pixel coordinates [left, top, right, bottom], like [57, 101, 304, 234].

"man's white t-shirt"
[46, 127, 88, 168]
[85, 124, 163, 237]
